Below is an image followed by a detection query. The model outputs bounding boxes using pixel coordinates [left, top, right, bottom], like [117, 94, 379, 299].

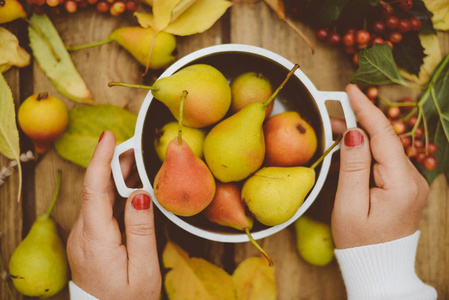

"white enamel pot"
[111, 44, 357, 243]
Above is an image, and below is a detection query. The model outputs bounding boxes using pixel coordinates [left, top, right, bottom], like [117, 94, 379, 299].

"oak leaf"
[232, 256, 277, 300]
[0, 27, 30, 73]
[163, 241, 236, 300]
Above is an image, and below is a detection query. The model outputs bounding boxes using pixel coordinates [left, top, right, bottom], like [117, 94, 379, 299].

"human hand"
[67, 131, 161, 299]
[331, 84, 429, 249]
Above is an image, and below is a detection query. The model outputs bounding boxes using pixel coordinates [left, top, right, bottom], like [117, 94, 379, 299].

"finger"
[330, 117, 348, 135]
[82, 130, 117, 239]
[345, 84, 409, 184]
[124, 191, 159, 280]
[335, 128, 372, 216]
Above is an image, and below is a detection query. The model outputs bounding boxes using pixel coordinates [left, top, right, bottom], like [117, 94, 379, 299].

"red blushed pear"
[264, 111, 317, 167]
[154, 91, 216, 217]
[203, 182, 273, 266]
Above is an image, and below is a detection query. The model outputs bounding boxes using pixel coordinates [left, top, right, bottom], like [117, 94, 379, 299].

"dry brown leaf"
[0, 27, 30, 73]
[232, 256, 277, 300]
[163, 241, 236, 300]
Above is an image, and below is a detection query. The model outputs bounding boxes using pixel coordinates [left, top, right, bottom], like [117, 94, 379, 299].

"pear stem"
[44, 170, 62, 219]
[245, 228, 274, 267]
[310, 135, 343, 170]
[263, 64, 300, 108]
[66, 37, 114, 51]
[177, 91, 188, 144]
[25, 18, 60, 62]
[108, 82, 156, 91]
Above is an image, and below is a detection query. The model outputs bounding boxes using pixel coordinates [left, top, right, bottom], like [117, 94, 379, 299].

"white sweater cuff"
[335, 231, 437, 300]
[69, 281, 99, 300]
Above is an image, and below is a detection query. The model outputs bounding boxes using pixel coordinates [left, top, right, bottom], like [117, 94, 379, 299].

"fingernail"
[344, 130, 364, 147]
[132, 194, 151, 210]
[98, 131, 105, 143]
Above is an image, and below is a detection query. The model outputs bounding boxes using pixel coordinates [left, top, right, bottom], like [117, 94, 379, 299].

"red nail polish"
[132, 194, 151, 210]
[98, 131, 105, 143]
[344, 130, 364, 147]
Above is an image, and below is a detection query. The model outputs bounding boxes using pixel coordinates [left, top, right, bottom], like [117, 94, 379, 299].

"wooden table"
[2, 3, 449, 299]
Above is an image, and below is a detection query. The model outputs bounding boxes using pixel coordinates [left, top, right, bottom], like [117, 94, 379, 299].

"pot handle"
[111, 137, 140, 198]
[317, 91, 357, 150]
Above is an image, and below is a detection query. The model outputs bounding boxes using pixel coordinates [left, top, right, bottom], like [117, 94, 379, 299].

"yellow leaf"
[153, 0, 183, 31]
[0, 27, 30, 73]
[264, 0, 285, 19]
[163, 241, 236, 300]
[400, 34, 442, 85]
[422, 0, 449, 30]
[171, 0, 198, 22]
[232, 256, 277, 300]
[134, 12, 154, 29]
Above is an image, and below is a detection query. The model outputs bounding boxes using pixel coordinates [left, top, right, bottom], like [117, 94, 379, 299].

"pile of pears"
[112, 63, 337, 265]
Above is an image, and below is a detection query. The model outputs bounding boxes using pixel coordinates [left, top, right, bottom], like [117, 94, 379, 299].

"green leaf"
[393, 32, 426, 77]
[163, 241, 236, 300]
[350, 43, 412, 90]
[54, 104, 136, 168]
[232, 256, 277, 300]
[418, 53, 449, 183]
[28, 14, 94, 104]
[0, 73, 22, 202]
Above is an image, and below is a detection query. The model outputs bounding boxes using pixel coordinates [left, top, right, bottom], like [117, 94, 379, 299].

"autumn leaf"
[0, 27, 30, 73]
[400, 34, 442, 85]
[152, 0, 183, 32]
[0, 73, 22, 202]
[54, 104, 136, 168]
[163, 241, 236, 300]
[232, 256, 277, 300]
[28, 14, 94, 104]
[422, 0, 449, 30]
[135, 0, 232, 36]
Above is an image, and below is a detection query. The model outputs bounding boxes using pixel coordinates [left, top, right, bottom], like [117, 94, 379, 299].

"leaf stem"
[310, 135, 342, 170]
[66, 37, 114, 51]
[245, 228, 273, 267]
[177, 91, 188, 144]
[25, 18, 60, 62]
[44, 170, 62, 219]
[264, 64, 299, 108]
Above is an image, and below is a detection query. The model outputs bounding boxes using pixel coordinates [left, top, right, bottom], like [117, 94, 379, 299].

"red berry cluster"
[365, 87, 438, 171]
[29, 0, 137, 16]
[315, 0, 421, 66]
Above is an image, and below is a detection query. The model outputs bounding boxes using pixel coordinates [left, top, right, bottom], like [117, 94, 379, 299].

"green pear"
[242, 136, 342, 226]
[154, 91, 216, 216]
[203, 65, 299, 182]
[109, 64, 231, 128]
[264, 111, 317, 167]
[68, 27, 176, 70]
[294, 216, 334, 266]
[231, 72, 274, 119]
[154, 121, 206, 161]
[9, 171, 68, 298]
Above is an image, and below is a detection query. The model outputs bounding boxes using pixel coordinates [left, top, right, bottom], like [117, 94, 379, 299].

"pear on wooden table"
[242, 136, 342, 226]
[109, 64, 231, 128]
[204, 182, 273, 266]
[203, 65, 299, 182]
[154, 91, 216, 217]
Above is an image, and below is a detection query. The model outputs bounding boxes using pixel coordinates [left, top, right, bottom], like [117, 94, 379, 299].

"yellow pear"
[294, 216, 335, 266]
[9, 171, 68, 298]
[0, 0, 27, 24]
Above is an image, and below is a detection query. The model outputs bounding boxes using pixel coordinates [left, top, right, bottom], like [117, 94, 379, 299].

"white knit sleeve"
[69, 281, 99, 300]
[335, 231, 437, 300]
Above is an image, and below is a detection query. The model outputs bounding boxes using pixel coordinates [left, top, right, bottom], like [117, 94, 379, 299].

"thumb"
[335, 128, 372, 216]
[124, 190, 159, 280]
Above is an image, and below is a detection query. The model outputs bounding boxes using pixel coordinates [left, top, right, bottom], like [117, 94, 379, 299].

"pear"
[154, 91, 216, 216]
[242, 136, 342, 226]
[109, 64, 231, 128]
[231, 72, 274, 119]
[294, 216, 334, 266]
[154, 121, 206, 161]
[18, 93, 69, 154]
[0, 0, 27, 24]
[204, 182, 273, 266]
[67, 27, 176, 70]
[9, 170, 68, 298]
[203, 65, 299, 182]
[264, 111, 317, 167]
